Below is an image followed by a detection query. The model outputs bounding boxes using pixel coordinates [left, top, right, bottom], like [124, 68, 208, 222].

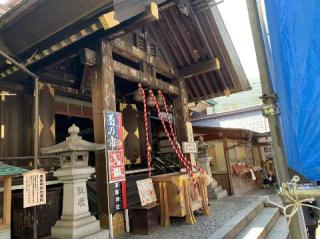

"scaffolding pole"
[246, 0, 308, 238]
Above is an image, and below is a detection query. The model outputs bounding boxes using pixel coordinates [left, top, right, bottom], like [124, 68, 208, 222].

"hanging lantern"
[157, 93, 164, 107]
[147, 90, 156, 107]
[133, 87, 144, 102]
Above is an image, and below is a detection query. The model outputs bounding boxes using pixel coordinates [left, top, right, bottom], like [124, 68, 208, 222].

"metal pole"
[0, 51, 37, 79]
[246, 0, 307, 238]
[33, 77, 39, 239]
[0, 49, 39, 239]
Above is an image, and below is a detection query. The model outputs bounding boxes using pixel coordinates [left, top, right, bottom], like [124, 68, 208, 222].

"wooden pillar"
[91, 39, 116, 224]
[223, 137, 234, 195]
[0, 93, 5, 158]
[38, 83, 55, 166]
[173, 78, 190, 144]
[173, 78, 197, 167]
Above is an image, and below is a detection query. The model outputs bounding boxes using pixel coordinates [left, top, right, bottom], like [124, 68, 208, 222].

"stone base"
[207, 185, 215, 199]
[51, 214, 108, 239]
[0, 227, 10, 239]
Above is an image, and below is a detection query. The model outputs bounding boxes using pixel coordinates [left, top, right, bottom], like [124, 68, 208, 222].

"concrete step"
[266, 216, 289, 239]
[209, 196, 267, 239]
[235, 207, 280, 239]
[213, 190, 228, 199]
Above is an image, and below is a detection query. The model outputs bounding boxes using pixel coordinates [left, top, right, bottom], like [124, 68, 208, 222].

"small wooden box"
[130, 203, 159, 235]
[152, 173, 202, 217]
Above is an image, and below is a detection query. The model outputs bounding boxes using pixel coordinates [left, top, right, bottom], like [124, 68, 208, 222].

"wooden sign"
[109, 181, 127, 213]
[136, 178, 157, 206]
[108, 149, 126, 183]
[23, 170, 46, 208]
[182, 142, 198, 153]
[186, 122, 194, 142]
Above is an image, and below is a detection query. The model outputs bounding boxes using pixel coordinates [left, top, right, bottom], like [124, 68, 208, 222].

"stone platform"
[118, 191, 288, 239]
[118, 196, 255, 239]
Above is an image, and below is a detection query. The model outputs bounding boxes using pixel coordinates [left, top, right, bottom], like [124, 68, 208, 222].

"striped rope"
[140, 84, 152, 177]
[158, 90, 205, 175]
[149, 90, 197, 187]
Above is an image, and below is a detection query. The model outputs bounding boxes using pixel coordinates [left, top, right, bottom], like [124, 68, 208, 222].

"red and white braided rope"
[158, 90, 205, 175]
[149, 90, 197, 186]
[140, 84, 152, 177]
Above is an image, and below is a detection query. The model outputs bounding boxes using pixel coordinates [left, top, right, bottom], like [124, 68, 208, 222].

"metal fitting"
[262, 104, 280, 116]
[280, 176, 320, 202]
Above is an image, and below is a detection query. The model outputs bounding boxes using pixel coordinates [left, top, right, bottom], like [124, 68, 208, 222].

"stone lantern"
[41, 124, 107, 239]
[196, 136, 215, 197]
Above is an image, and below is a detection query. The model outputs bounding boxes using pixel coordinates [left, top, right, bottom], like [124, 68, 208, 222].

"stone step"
[208, 196, 267, 239]
[265, 216, 289, 239]
[212, 180, 218, 188]
[264, 199, 284, 215]
[235, 207, 280, 239]
[213, 185, 222, 193]
[213, 190, 228, 199]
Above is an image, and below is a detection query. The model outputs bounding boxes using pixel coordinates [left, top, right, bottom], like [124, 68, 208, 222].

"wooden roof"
[193, 126, 268, 141]
[152, 3, 249, 101]
[0, 0, 249, 102]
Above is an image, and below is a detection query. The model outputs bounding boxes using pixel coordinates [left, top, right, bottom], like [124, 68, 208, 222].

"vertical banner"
[105, 111, 123, 151]
[104, 111, 127, 214]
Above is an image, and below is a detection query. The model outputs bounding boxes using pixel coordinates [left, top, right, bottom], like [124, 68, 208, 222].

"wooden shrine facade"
[0, 0, 250, 236]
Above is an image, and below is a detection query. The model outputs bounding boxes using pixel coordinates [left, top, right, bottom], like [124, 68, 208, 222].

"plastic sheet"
[265, 1, 320, 180]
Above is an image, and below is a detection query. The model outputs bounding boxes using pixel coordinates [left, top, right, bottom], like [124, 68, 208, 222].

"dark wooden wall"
[0, 92, 33, 159]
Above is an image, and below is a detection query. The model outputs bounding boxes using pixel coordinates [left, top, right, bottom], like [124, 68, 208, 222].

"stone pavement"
[118, 196, 260, 239]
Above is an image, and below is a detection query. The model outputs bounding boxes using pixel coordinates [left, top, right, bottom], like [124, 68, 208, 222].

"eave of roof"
[151, 3, 249, 101]
[193, 125, 269, 140]
[191, 105, 263, 121]
[0, 0, 249, 102]
[191, 106, 269, 134]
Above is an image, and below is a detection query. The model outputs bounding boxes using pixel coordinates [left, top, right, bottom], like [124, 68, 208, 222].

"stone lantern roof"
[41, 124, 105, 154]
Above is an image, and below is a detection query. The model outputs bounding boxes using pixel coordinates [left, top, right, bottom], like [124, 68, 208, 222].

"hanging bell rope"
[158, 90, 205, 175]
[149, 89, 199, 188]
[139, 84, 152, 177]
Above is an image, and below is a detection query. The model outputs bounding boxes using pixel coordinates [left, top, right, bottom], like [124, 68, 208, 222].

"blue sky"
[218, 0, 260, 82]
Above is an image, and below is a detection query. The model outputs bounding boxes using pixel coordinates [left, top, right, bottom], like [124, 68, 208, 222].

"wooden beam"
[100, 2, 159, 30]
[82, 41, 175, 79]
[80, 48, 97, 66]
[178, 58, 220, 78]
[80, 48, 178, 95]
[113, 60, 179, 95]
[111, 38, 175, 77]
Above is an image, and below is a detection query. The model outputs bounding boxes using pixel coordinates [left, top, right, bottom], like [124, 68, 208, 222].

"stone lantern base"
[197, 156, 215, 199]
[51, 212, 108, 239]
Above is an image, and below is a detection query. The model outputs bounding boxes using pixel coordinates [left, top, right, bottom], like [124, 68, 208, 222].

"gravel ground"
[118, 196, 259, 239]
